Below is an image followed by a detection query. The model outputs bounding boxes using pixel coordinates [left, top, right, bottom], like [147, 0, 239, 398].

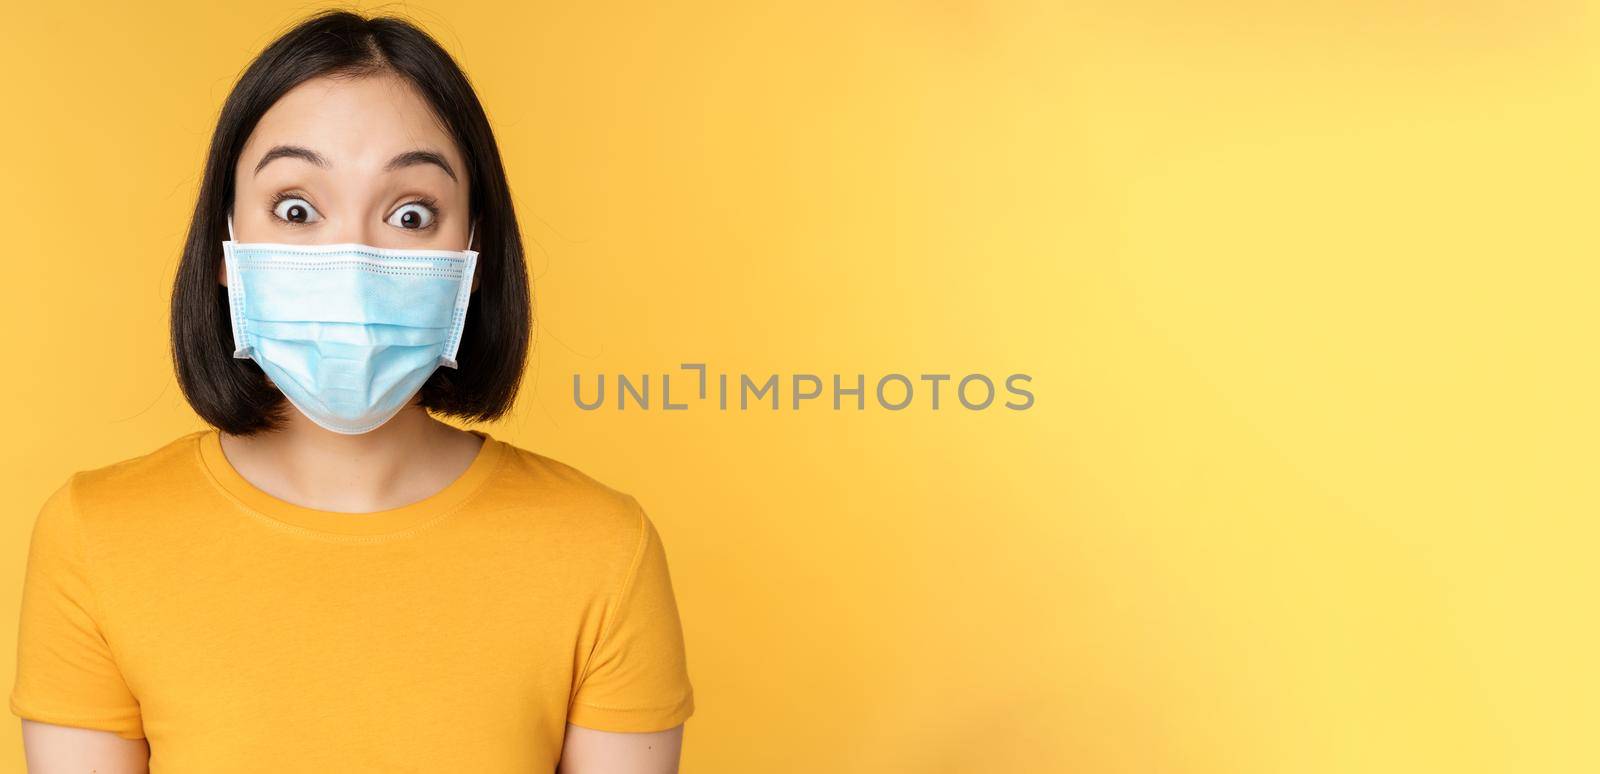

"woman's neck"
[215, 404, 486, 514]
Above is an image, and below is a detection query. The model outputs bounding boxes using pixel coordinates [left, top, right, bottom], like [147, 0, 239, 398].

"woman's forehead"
[240, 72, 463, 176]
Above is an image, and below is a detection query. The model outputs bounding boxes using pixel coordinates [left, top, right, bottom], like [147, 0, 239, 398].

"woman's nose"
[329, 221, 378, 247]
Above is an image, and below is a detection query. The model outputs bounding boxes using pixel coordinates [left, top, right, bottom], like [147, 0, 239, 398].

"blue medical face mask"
[222, 214, 478, 435]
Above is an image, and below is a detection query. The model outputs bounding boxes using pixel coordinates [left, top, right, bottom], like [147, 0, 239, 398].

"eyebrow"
[252, 145, 458, 182]
[384, 149, 457, 182]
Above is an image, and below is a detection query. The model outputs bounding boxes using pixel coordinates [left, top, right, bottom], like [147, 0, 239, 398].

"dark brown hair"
[170, 10, 530, 435]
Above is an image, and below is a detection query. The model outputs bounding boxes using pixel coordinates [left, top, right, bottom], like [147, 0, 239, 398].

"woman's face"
[224, 71, 473, 281]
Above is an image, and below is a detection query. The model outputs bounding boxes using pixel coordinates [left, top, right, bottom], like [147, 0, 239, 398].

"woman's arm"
[557, 723, 683, 774]
[20, 719, 150, 773]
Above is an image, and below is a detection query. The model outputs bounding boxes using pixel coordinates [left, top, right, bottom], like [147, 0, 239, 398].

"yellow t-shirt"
[9, 428, 694, 771]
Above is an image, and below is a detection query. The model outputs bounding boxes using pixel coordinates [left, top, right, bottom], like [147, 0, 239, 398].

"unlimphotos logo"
[574, 364, 1034, 411]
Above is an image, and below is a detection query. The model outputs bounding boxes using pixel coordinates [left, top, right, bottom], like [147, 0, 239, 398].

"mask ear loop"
[466, 219, 476, 253]
[227, 212, 236, 242]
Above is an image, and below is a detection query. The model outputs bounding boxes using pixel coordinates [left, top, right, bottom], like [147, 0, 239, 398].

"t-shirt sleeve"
[568, 498, 695, 733]
[9, 474, 145, 739]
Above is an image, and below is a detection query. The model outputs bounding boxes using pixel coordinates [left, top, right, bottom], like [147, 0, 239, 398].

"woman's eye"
[272, 197, 321, 224]
[387, 202, 436, 230]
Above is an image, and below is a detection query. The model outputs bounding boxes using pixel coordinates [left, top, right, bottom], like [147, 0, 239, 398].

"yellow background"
[1, 2, 1594, 771]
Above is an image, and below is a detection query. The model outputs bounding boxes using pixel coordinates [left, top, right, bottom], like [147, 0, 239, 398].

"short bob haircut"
[171, 10, 530, 436]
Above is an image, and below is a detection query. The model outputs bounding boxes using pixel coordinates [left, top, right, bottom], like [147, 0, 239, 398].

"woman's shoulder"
[481, 436, 655, 548]
[27, 430, 213, 543]
[62, 429, 212, 503]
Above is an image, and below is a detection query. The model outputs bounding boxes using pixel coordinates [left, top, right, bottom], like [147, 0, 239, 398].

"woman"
[9, 11, 693, 773]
